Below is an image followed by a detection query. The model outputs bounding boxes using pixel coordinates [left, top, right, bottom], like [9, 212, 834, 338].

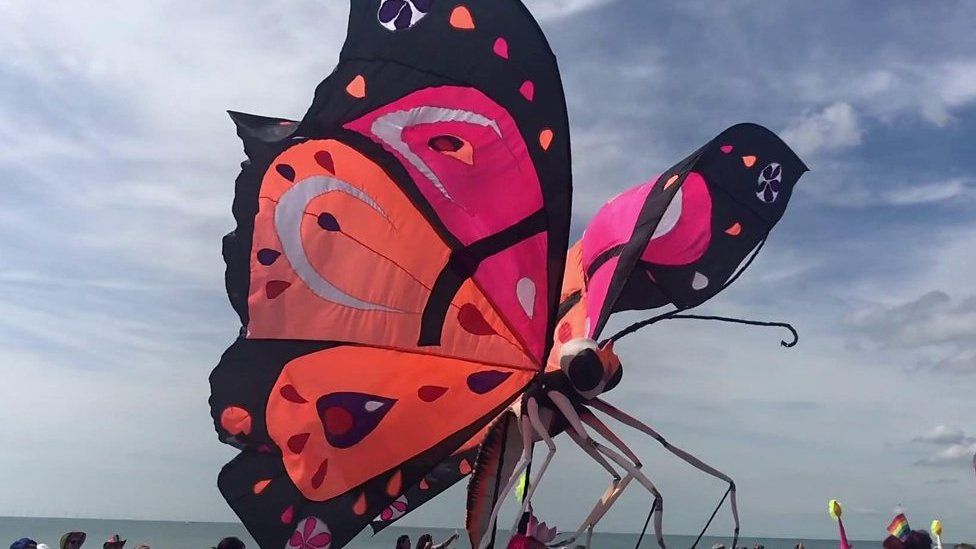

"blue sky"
[1, 0, 974, 543]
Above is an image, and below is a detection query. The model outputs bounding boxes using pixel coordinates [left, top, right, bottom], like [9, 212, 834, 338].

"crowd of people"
[7, 534, 247, 549]
[10, 527, 975, 549]
[394, 532, 459, 549]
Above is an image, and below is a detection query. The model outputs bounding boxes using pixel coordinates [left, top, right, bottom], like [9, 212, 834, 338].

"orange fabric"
[267, 345, 533, 502]
[547, 242, 589, 371]
[247, 139, 534, 371]
[449, 6, 476, 30]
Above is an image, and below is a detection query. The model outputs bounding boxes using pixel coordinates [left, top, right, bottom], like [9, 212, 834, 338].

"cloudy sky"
[1, 0, 975, 543]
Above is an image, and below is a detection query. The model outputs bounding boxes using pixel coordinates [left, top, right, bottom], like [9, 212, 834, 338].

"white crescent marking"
[275, 175, 400, 312]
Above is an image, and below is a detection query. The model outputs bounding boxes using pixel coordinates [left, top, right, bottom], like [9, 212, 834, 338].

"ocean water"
[0, 517, 882, 549]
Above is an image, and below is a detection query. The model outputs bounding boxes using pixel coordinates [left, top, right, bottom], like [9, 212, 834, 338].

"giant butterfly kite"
[209, 1, 808, 548]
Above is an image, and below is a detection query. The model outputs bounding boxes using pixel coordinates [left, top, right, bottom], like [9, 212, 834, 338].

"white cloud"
[2, 0, 976, 540]
[525, 0, 617, 20]
[911, 427, 976, 467]
[914, 425, 969, 445]
[883, 178, 974, 206]
[915, 442, 976, 467]
[781, 102, 863, 158]
[919, 61, 976, 126]
[845, 291, 976, 376]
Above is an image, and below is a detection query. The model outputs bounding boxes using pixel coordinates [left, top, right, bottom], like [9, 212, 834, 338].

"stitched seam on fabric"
[255, 196, 531, 359]
[462, 210, 549, 368]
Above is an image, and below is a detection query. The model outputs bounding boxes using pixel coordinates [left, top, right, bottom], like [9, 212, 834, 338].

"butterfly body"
[211, 2, 807, 549]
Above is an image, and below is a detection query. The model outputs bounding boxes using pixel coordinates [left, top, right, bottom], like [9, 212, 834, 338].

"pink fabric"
[473, 233, 548, 362]
[640, 172, 712, 266]
[346, 86, 544, 246]
[584, 256, 618, 339]
[581, 183, 653, 268]
[506, 535, 546, 549]
[838, 518, 851, 549]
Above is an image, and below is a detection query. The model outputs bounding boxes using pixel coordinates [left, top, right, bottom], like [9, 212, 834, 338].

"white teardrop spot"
[364, 401, 384, 412]
[692, 271, 709, 291]
[651, 187, 683, 240]
[516, 277, 536, 319]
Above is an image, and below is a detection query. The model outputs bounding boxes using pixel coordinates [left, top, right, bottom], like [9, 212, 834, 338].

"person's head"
[395, 535, 411, 549]
[215, 538, 245, 549]
[10, 539, 36, 549]
[60, 532, 86, 549]
[884, 531, 933, 549]
[415, 534, 433, 549]
[102, 535, 124, 549]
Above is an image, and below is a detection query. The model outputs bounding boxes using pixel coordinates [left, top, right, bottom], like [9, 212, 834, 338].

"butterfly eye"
[427, 134, 474, 165]
[429, 135, 464, 152]
[567, 349, 603, 393]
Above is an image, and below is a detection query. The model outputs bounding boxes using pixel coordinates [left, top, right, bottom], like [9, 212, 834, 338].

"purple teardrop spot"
[257, 249, 281, 266]
[467, 371, 512, 394]
[318, 213, 341, 232]
[276, 164, 296, 182]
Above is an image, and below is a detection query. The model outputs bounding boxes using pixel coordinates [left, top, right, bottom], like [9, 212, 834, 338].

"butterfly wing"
[581, 124, 808, 339]
[368, 430, 484, 534]
[371, 244, 589, 534]
[211, 1, 571, 548]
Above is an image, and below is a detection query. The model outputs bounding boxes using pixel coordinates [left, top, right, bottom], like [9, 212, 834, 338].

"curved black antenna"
[606, 313, 798, 348]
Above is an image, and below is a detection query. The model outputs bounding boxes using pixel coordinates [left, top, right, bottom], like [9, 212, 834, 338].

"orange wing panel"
[246, 139, 533, 370]
[266, 345, 533, 502]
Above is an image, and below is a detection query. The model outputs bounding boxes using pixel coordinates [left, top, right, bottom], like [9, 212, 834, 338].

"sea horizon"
[0, 515, 901, 549]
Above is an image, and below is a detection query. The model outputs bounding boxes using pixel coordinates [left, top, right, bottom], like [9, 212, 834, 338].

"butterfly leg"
[478, 412, 535, 549]
[591, 398, 739, 547]
[510, 396, 558, 537]
[546, 391, 665, 548]
[577, 410, 665, 547]
[549, 427, 627, 548]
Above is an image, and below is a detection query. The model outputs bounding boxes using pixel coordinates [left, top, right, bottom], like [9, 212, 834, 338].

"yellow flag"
[515, 472, 527, 502]
[828, 500, 842, 520]
[931, 519, 942, 537]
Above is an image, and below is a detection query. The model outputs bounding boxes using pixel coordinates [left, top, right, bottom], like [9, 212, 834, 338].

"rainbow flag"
[888, 513, 911, 541]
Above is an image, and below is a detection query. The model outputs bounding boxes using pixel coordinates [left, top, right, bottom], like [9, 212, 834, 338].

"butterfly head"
[558, 338, 623, 400]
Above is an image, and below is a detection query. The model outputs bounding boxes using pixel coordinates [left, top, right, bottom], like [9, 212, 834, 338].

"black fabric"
[212, 2, 573, 548]
[591, 123, 808, 338]
[419, 209, 548, 346]
[567, 349, 603, 393]
[369, 445, 480, 534]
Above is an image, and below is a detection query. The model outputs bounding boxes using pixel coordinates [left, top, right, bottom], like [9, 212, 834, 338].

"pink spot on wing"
[287, 433, 310, 454]
[493, 37, 510, 59]
[418, 385, 448, 402]
[280, 385, 308, 404]
[558, 322, 573, 343]
[266, 280, 291, 299]
[314, 151, 335, 173]
[458, 304, 496, 335]
[519, 80, 535, 101]
[720, 145, 733, 154]
[311, 459, 329, 489]
[281, 505, 294, 524]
